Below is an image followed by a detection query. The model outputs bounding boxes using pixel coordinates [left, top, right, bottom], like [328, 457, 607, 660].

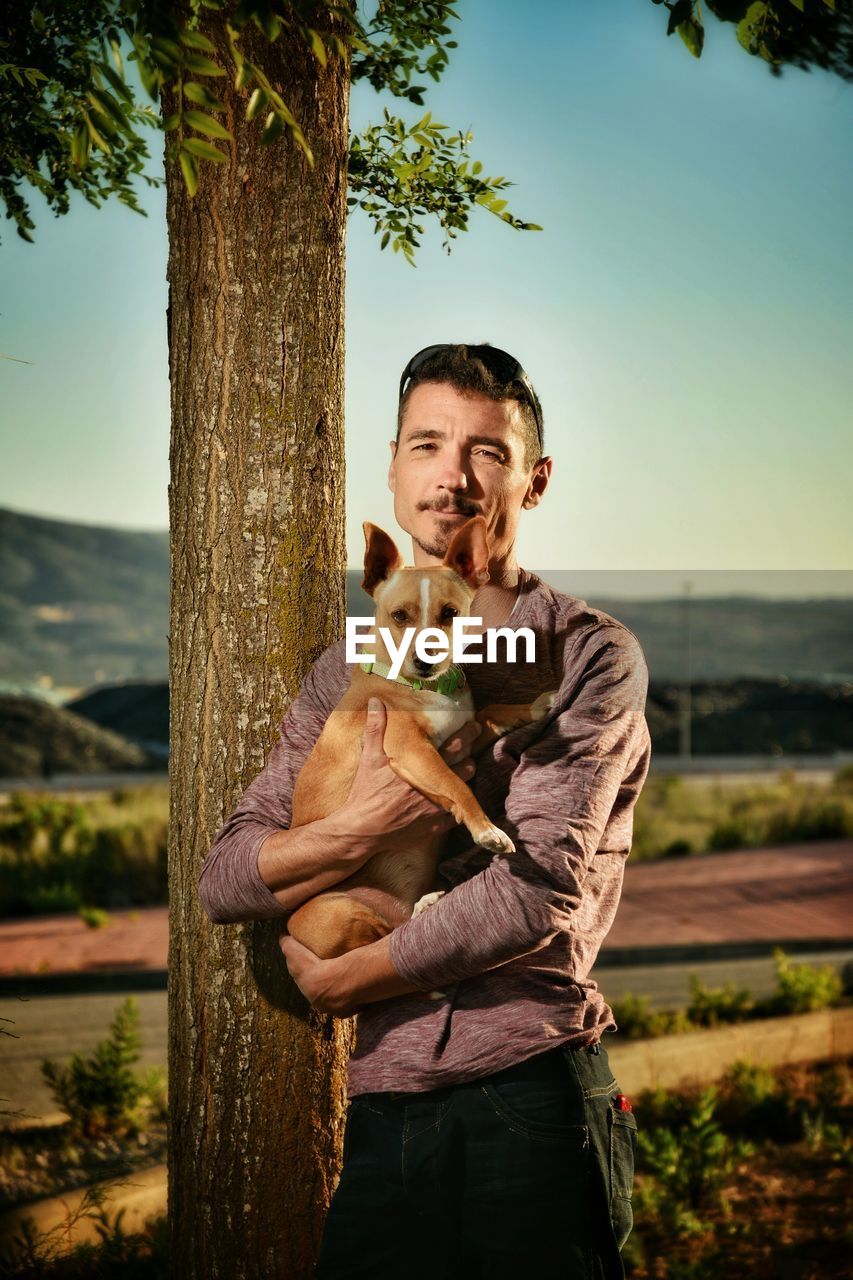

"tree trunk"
[164, 13, 351, 1277]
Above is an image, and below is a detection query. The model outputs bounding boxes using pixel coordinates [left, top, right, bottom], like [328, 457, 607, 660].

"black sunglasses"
[398, 343, 544, 455]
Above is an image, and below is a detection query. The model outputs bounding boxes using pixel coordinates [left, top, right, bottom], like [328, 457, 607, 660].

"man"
[198, 343, 651, 1279]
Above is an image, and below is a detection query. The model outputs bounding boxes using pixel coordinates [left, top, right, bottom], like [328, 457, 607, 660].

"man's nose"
[435, 450, 470, 491]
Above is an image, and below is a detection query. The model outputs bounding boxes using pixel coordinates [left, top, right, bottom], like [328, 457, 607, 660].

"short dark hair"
[396, 343, 544, 471]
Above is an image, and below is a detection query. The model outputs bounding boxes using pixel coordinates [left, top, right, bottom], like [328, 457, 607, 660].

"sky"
[1, 0, 852, 591]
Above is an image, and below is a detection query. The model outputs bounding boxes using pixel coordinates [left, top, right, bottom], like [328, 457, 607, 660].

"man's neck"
[467, 558, 520, 631]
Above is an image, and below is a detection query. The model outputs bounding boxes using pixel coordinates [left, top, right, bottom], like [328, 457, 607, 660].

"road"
[3, 949, 852, 1122]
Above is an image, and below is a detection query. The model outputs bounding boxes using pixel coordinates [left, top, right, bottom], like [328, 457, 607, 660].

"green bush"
[685, 975, 754, 1028]
[78, 906, 111, 930]
[41, 999, 145, 1139]
[761, 947, 844, 1016]
[610, 992, 691, 1040]
[0, 790, 168, 916]
[634, 1087, 754, 1227]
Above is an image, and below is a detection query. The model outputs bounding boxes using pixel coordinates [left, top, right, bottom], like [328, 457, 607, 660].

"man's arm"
[380, 625, 652, 992]
[197, 645, 353, 924]
[198, 646, 478, 925]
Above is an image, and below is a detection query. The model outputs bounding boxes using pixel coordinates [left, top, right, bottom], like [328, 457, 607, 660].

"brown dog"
[285, 517, 554, 961]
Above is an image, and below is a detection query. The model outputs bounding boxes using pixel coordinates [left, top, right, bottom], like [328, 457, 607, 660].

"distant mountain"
[0, 694, 155, 778]
[2, 506, 852, 688]
[64, 675, 853, 763]
[0, 507, 168, 689]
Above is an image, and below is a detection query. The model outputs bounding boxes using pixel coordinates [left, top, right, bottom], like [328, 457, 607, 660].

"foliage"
[760, 945, 844, 1015]
[0, 1194, 168, 1279]
[79, 905, 112, 928]
[40, 998, 150, 1139]
[653, 0, 852, 80]
[0, 0, 538, 254]
[631, 769, 853, 862]
[0, 789, 168, 916]
[685, 973, 754, 1027]
[625, 1056, 853, 1278]
[611, 948, 846, 1040]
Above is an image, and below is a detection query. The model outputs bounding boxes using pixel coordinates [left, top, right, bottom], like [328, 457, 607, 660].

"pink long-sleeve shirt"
[198, 568, 652, 1095]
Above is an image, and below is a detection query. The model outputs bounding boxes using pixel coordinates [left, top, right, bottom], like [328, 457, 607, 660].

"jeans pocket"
[608, 1105, 637, 1251]
[480, 1077, 589, 1144]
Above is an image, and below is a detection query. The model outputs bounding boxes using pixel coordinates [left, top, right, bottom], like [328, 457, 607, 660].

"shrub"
[41, 999, 145, 1139]
[762, 947, 844, 1016]
[685, 974, 754, 1028]
[635, 1087, 754, 1222]
[78, 906, 111, 929]
[610, 992, 691, 1040]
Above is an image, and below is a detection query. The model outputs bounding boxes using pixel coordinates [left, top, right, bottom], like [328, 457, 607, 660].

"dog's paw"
[530, 689, 559, 720]
[412, 890, 446, 918]
[475, 825, 516, 855]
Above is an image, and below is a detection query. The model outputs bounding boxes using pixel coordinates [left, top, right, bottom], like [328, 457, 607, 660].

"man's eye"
[478, 449, 503, 461]
[391, 610, 408, 624]
[413, 443, 435, 451]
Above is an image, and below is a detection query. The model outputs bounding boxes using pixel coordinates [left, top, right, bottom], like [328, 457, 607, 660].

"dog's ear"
[443, 516, 490, 588]
[362, 523, 403, 596]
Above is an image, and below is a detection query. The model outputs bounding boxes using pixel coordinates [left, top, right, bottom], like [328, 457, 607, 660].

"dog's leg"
[287, 892, 394, 959]
[382, 713, 515, 855]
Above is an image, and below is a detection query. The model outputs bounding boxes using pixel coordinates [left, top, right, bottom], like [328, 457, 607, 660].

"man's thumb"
[365, 696, 386, 736]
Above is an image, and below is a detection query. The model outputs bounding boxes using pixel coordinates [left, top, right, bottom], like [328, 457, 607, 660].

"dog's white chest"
[420, 687, 475, 747]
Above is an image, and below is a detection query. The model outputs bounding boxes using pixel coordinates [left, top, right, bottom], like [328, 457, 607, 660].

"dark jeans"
[316, 1040, 638, 1279]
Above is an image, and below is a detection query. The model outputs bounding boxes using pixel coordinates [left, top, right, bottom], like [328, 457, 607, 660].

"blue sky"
[1, 0, 851, 586]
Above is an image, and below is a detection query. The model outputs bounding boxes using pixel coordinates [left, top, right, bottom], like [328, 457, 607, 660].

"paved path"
[1, 840, 850, 982]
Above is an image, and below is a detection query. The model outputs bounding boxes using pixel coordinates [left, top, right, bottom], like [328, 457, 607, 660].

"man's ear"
[443, 516, 490, 588]
[362, 523, 403, 596]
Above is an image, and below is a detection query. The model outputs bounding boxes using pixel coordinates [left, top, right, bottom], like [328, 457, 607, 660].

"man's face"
[388, 381, 550, 565]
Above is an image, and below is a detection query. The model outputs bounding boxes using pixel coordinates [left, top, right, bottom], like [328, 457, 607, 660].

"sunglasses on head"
[398, 343, 544, 455]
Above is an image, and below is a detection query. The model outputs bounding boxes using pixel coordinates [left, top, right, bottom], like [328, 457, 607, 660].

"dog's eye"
[391, 609, 408, 625]
[440, 606, 459, 623]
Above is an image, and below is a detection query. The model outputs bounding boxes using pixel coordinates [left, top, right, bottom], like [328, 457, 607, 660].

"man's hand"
[280, 931, 422, 1016]
[337, 697, 479, 850]
[279, 934, 354, 1016]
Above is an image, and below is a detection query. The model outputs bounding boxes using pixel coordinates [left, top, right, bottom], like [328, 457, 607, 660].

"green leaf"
[183, 53, 226, 77]
[246, 88, 266, 121]
[787, 0, 804, 9]
[70, 123, 90, 168]
[677, 18, 704, 58]
[308, 29, 328, 66]
[737, 2, 767, 53]
[88, 87, 128, 131]
[260, 112, 284, 144]
[179, 149, 198, 196]
[100, 63, 133, 105]
[184, 109, 232, 140]
[182, 137, 229, 162]
[179, 29, 217, 53]
[183, 82, 226, 110]
[162, 113, 182, 132]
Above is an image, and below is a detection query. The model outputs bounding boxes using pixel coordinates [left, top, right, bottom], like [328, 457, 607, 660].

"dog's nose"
[413, 656, 436, 675]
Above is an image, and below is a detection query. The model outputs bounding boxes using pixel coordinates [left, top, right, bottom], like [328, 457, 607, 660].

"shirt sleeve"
[197, 644, 345, 924]
[387, 625, 651, 990]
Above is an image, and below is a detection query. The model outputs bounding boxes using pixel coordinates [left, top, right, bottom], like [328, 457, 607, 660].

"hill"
[52, 674, 853, 765]
[2, 506, 852, 688]
[0, 694, 155, 778]
[0, 507, 168, 689]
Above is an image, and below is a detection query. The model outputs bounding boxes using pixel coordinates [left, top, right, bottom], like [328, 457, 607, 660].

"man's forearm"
[257, 810, 380, 913]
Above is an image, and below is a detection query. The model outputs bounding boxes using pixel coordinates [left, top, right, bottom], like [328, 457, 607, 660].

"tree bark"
[164, 13, 351, 1277]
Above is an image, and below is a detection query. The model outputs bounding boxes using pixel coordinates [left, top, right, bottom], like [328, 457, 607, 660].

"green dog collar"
[360, 660, 466, 696]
